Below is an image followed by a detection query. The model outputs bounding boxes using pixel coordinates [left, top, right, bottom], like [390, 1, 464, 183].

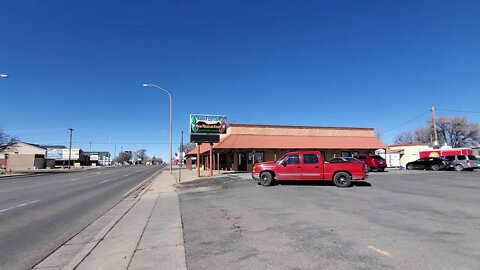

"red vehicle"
[355, 154, 387, 172]
[252, 151, 367, 188]
[419, 148, 473, 158]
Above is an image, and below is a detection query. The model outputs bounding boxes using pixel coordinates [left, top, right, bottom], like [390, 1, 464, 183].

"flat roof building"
[187, 124, 386, 172]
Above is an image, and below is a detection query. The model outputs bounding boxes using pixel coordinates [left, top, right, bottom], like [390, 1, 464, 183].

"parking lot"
[178, 170, 480, 270]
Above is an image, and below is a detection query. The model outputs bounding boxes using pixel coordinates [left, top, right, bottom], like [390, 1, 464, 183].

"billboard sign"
[90, 154, 99, 161]
[46, 148, 63, 159]
[190, 114, 227, 134]
[62, 149, 80, 160]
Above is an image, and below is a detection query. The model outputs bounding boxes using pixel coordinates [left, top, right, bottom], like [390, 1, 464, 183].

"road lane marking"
[100, 179, 114, 184]
[0, 200, 41, 213]
[124, 174, 130, 176]
[368, 245, 393, 258]
[0, 189, 11, 193]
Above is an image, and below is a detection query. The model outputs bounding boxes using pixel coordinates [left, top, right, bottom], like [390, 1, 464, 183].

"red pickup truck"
[252, 151, 367, 187]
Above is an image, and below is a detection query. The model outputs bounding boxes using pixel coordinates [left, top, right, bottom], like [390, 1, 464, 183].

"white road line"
[368, 245, 393, 258]
[124, 174, 130, 176]
[0, 189, 11, 193]
[100, 179, 113, 184]
[0, 200, 40, 213]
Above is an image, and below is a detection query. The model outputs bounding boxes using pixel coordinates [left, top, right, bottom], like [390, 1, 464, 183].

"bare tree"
[414, 127, 432, 144]
[0, 129, 17, 145]
[179, 143, 195, 154]
[115, 151, 132, 163]
[134, 149, 149, 164]
[151, 156, 163, 165]
[394, 116, 480, 147]
[393, 131, 416, 145]
[435, 116, 480, 148]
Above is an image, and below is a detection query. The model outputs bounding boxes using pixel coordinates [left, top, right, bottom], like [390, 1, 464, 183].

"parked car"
[443, 155, 479, 171]
[252, 151, 367, 188]
[355, 154, 387, 172]
[328, 157, 362, 163]
[406, 157, 448, 171]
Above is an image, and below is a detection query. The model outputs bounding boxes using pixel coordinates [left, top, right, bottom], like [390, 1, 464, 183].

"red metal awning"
[215, 134, 386, 150]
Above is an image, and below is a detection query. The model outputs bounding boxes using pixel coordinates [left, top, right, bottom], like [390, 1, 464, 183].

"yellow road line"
[368, 245, 393, 258]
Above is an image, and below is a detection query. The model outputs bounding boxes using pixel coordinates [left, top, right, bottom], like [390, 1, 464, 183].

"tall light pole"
[68, 128, 73, 169]
[108, 134, 121, 165]
[143, 83, 173, 173]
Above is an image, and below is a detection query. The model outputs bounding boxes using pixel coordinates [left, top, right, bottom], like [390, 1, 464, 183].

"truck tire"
[260, 172, 273, 186]
[333, 172, 351, 188]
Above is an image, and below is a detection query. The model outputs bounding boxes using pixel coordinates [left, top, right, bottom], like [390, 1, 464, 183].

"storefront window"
[248, 151, 264, 164]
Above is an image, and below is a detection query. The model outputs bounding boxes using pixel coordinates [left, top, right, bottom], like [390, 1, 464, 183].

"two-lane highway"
[0, 165, 163, 270]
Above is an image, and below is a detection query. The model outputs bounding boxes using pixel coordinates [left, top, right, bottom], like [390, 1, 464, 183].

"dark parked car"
[406, 157, 448, 171]
[355, 154, 387, 172]
[444, 155, 479, 171]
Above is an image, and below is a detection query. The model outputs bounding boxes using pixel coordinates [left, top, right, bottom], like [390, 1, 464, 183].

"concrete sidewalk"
[77, 171, 187, 270]
[34, 167, 232, 270]
[34, 170, 187, 270]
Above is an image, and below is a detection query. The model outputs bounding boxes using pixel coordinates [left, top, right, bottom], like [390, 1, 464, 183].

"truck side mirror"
[281, 160, 287, 166]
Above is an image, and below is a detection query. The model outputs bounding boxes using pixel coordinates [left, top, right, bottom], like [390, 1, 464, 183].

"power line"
[437, 108, 480, 114]
[34, 141, 176, 145]
[381, 110, 430, 134]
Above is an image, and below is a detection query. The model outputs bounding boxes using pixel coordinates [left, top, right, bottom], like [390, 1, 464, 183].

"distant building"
[83, 151, 110, 166]
[387, 144, 432, 167]
[0, 142, 47, 170]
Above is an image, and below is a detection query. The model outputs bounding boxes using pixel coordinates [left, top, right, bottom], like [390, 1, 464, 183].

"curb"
[62, 169, 163, 270]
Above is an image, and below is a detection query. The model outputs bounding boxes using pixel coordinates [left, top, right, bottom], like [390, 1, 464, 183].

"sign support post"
[210, 143, 213, 176]
[197, 143, 201, 178]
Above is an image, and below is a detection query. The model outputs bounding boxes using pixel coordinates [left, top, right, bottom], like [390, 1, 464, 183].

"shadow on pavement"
[261, 180, 372, 187]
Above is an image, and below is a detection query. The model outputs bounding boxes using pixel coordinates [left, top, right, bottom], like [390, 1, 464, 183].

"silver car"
[444, 155, 479, 171]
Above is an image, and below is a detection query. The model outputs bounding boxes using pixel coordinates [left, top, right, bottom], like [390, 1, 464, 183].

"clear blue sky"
[1, 0, 479, 160]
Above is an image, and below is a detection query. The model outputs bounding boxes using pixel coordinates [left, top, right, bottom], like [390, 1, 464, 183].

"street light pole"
[68, 128, 73, 169]
[143, 83, 173, 174]
[108, 134, 121, 166]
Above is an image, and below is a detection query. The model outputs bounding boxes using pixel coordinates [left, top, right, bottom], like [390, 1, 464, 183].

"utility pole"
[89, 141, 92, 151]
[114, 144, 117, 164]
[432, 106, 439, 148]
[179, 131, 184, 183]
[68, 128, 73, 169]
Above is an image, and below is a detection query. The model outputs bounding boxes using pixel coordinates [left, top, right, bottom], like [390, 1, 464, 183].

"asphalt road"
[0, 165, 163, 270]
[178, 170, 480, 270]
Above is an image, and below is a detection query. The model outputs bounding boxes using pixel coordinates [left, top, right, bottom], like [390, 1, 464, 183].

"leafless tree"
[435, 116, 480, 148]
[179, 143, 195, 154]
[151, 156, 163, 165]
[393, 131, 416, 145]
[414, 127, 432, 144]
[0, 129, 17, 146]
[134, 149, 149, 164]
[115, 151, 132, 163]
[394, 116, 480, 147]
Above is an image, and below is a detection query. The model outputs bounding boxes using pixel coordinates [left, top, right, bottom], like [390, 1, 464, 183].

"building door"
[238, 153, 247, 171]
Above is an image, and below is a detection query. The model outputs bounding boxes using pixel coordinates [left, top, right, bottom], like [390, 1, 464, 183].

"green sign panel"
[190, 114, 227, 134]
